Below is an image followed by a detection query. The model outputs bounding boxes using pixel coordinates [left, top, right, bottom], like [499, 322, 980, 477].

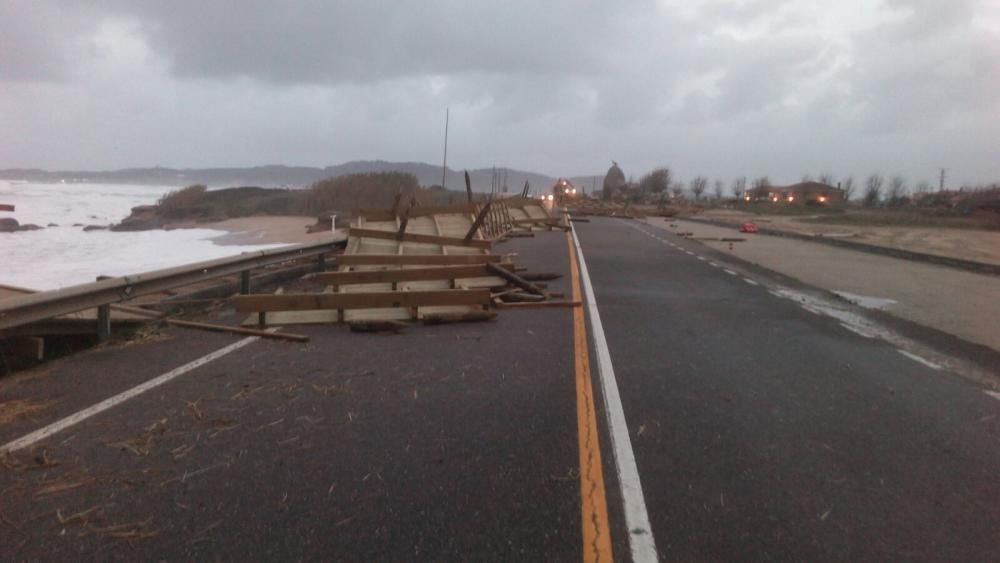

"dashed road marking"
[709, 262, 720, 268]
[840, 322, 875, 338]
[985, 390, 1000, 401]
[744, 278, 759, 286]
[724, 269, 737, 276]
[898, 350, 942, 370]
[697, 256, 706, 261]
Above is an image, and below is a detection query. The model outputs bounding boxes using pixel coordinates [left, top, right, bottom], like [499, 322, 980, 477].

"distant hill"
[0, 161, 576, 195]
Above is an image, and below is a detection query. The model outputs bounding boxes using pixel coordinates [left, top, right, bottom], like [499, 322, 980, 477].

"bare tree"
[801, 173, 814, 183]
[818, 173, 834, 185]
[842, 176, 855, 201]
[915, 180, 932, 194]
[639, 167, 671, 195]
[863, 174, 883, 207]
[751, 176, 771, 189]
[713, 179, 725, 199]
[732, 177, 747, 199]
[886, 175, 909, 207]
[690, 177, 708, 200]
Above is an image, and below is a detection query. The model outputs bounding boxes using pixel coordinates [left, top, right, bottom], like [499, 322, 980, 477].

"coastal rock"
[111, 205, 163, 232]
[83, 225, 110, 231]
[0, 218, 19, 232]
[18, 223, 43, 231]
[47, 223, 59, 227]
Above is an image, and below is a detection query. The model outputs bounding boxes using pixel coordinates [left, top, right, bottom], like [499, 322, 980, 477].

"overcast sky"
[2, 0, 998, 185]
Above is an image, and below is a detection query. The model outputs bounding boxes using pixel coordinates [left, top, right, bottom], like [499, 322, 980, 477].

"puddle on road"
[831, 291, 897, 310]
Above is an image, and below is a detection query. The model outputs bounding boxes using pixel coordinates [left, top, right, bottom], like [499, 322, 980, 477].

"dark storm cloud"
[101, 0, 633, 83]
[1, 0, 998, 185]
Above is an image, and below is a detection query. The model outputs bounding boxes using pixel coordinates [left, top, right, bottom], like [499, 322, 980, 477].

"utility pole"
[440, 108, 449, 189]
[939, 168, 946, 192]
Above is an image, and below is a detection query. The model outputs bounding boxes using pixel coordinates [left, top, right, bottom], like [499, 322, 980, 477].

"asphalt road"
[574, 217, 1000, 561]
[3, 217, 1000, 562]
[0, 233, 585, 561]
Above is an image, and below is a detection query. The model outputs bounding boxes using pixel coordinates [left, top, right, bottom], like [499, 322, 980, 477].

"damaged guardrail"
[0, 238, 344, 334]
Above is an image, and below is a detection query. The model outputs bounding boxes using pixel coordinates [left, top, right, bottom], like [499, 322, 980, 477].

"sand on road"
[647, 216, 1000, 354]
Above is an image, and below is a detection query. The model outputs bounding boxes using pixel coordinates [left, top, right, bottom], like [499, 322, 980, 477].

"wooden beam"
[494, 300, 582, 309]
[0, 204, 14, 212]
[309, 265, 490, 285]
[465, 170, 473, 203]
[486, 263, 544, 295]
[166, 319, 308, 342]
[336, 254, 501, 266]
[233, 289, 491, 312]
[349, 228, 492, 249]
[465, 201, 492, 242]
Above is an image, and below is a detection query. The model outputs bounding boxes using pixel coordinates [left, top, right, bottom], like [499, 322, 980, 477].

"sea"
[0, 181, 286, 290]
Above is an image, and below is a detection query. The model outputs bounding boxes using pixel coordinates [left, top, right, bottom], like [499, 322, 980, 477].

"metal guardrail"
[0, 238, 344, 332]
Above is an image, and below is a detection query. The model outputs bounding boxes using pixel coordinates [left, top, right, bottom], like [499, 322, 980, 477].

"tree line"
[600, 162, 980, 208]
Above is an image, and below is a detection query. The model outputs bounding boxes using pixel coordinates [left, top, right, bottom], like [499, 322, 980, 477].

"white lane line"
[985, 390, 1000, 401]
[840, 322, 874, 338]
[898, 350, 942, 370]
[0, 335, 265, 454]
[724, 269, 737, 276]
[708, 262, 720, 268]
[571, 226, 658, 563]
[685, 251, 694, 256]
[744, 278, 759, 286]
[696, 256, 706, 261]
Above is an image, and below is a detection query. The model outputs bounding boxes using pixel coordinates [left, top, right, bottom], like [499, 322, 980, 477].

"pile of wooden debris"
[232, 199, 576, 333]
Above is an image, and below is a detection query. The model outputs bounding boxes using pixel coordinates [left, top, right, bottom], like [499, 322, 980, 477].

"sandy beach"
[165, 216, 346, 246]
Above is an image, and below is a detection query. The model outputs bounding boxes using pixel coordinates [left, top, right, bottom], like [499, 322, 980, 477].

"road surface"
[2, 217, 999, 561]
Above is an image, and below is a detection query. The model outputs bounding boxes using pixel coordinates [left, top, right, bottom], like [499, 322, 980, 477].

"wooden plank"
[494, 300, 582, 309]
[309, 265, 490, 285]
[349, 228, 492, 249]
[336, 254, 501, 266]
[0, 204, 14, 212]
[233, 289, 491, 312]
[166, 319, 309, 342]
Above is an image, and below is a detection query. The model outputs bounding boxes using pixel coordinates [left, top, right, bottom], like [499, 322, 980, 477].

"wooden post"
[240, 270, 251, 294]
[96, 275, 111, 341]
[258, 312, 266, 328]
[397, 204, 411, 241]
[465, 170, 473, 203]
[317, 253, 326, 271]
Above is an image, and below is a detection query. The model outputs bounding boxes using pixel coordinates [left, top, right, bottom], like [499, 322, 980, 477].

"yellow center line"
[567, 226, 614, 563]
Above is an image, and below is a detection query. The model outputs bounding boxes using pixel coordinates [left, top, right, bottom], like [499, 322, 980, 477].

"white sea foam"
[0, 181, 284, 290]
